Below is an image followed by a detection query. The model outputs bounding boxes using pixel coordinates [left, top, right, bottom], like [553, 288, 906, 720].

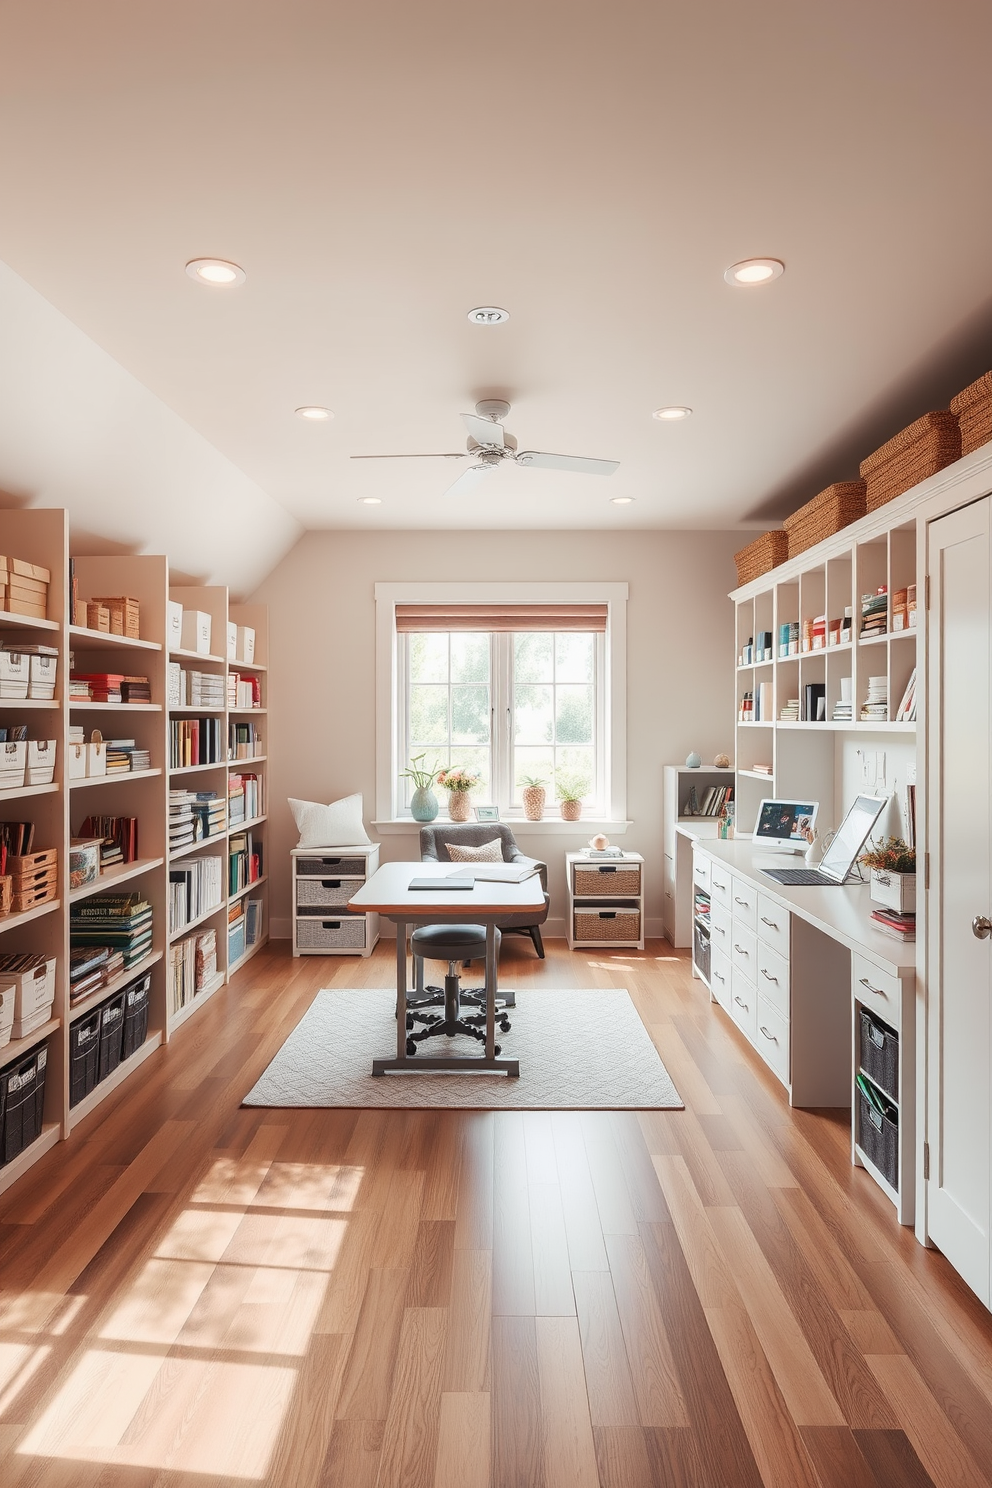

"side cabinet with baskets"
[566, 851, 645, 950]
[292, 844, 380, 957]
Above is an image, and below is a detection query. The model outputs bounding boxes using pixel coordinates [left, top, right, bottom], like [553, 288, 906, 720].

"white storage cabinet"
[292, 844, 380, 957]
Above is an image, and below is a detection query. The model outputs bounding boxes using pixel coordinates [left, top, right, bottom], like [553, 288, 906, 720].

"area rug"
[242, 987, 683, 1110]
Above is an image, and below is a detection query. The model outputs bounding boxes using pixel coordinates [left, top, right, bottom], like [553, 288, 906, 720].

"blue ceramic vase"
[410, 786, 439, 822]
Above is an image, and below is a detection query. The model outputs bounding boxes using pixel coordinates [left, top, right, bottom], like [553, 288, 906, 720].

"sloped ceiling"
[2, 1, 992, 567]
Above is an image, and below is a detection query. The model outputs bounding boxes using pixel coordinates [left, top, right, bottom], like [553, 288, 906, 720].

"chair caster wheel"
[406, 1039, 417, 1056]
[494, 1044, 501, 1056]
[499, 1018, 511, 1032]
[406, 1015, 414, 1030]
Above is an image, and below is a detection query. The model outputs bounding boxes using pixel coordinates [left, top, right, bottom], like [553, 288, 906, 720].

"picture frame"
[475, 805, 500, 821]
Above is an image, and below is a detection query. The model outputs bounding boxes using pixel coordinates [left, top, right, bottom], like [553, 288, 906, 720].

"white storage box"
[0, 651, 29, 698]
[0, 986, 13, 1047]
[86, 739, 107, 777]
[0, 740, 26, 789]
[68, 741, 87, 779]
[236, 626, 255, 663]
[166, 599, 183, 648]
[0, 956, 57, 1022]
[870, 870, 916, 914]
[227, 621, 238, 660]
[181, 609, 212, 655]
[11, 1002, 55, 1040]
[28, 653, 58, 698]
[26, 739, 56, 785]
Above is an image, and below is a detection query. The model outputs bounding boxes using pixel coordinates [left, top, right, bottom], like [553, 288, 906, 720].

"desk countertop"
[685, 831, 917, 977]
[348, 860, 547, 917]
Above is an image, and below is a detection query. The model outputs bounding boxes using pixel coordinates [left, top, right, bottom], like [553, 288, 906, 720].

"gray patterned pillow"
[446, 839, 503, 863]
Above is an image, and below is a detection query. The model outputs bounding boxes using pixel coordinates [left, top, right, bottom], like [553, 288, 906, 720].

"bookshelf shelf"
[229, 874, 267, 906]
[69, 702, 163, 712]
[170, 833, 228, 860]
[168, 898, 226, 943]
[168, 969, 224, 1030]
[0, 1017, 61, 1072]
[236, 813, 268, 832]
[0, 898, 61, 936]
[69, 856, 165, 903]
[0, 610, 59, 632]
[69, 625, 162, 652]
[70, 768, 163, 788]
[169, 647, 226, 664]
[169, 760, 227, 775]
[67, 1030, 164, 1131]
[228, 936, 268, 976]
[0, 782, 59, 803]
[0, 1124, 62, 1199]
[228, 754, 266, 766]
[169, 706, 225, 715]
[68, 949, 164, 1023]
[230, 660, 267, 673]
[1, 698, 60, 710]
[228, 707, 267, 715]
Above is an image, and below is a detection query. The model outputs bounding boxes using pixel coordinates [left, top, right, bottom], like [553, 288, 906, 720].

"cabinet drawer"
[710, 901, 732, 950]
[756, 996, 790, 1085]
[296, 876, 365, 908]
[693, 853, 711, 891]
[730, 967, 757, 1039]
[730, 878, 758, 928]
[710, 862, 733, 908]
[853, 955, 903, 1031]
[756, 894, 790, 958]
[731, 923, 756, 977]
[296, 855, 368, 878]
[709, 946, 732, 1012]
[573, 863, 641, 897]
[296, 914, 367, 950]
[755, 940, 790, 1017]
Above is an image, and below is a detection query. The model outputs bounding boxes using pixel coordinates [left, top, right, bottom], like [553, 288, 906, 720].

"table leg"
[395, 919, 408, 1060]
[485, 922, 497, 1060]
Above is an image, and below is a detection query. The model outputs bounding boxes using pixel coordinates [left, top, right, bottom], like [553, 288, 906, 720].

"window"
[398, 629, 603, 815]
[375, 583, 628, 825]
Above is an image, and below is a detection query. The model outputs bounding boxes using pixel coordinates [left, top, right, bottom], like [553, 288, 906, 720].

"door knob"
[973, 916, 992, 939]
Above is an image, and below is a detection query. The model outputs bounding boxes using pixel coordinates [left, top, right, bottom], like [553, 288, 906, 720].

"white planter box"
[870, 869, 916, 914]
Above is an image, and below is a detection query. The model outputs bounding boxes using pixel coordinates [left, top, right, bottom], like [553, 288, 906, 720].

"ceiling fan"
[351, 399, 619, 495]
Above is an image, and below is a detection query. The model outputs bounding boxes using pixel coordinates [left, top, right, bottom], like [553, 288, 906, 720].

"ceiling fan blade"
[461, 412, 505, 448]
[350, 452, 465, 460]
[515, 450, 619, 476]
[444, 462, 498, 496]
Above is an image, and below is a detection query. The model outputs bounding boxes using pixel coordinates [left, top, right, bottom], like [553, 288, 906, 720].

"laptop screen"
[818, 795, 888, 882]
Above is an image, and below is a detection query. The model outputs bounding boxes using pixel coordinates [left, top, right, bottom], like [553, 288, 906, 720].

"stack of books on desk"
[779, 698, 800, 721]
[871, 907, 916, 941]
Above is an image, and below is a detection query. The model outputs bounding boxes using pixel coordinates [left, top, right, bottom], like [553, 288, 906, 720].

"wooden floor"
[2, 940, 992, 1488]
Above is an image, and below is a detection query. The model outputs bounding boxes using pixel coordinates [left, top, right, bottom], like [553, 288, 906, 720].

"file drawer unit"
[292, 844, 380, 957]
[852, 953, 915, 1224]
[566, 852, 644, 950]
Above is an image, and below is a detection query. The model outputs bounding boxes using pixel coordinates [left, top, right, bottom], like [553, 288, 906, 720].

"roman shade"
[394, 603, 608, 633]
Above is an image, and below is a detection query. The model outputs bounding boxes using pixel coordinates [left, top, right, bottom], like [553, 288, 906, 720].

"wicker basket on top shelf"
[733, 530, 788, 586]
[783, 481, 866, 558]
[951, 371, 992, 458]
[860, 410, 960, 512]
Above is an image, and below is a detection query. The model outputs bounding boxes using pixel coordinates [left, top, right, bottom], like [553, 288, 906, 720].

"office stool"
[405, 924, 509, 1056]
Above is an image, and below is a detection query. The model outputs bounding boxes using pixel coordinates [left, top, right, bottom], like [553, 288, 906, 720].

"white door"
[927, 495, 992, 1304]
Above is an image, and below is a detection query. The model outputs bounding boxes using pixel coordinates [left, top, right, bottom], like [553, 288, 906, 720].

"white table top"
[688, 832, 917, 977]
[348, 860, 547, 917]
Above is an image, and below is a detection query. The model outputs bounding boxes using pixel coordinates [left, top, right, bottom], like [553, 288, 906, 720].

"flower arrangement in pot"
[436, 766, 481, 822]
[858, 836, 917, 913]
[519, 774, 547, 821]
[401, 753, 441, 822]
[555, 770, 590, 822]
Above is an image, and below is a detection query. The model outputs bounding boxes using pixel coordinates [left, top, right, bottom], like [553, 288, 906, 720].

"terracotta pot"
[448, 790, 472, 821]
[522, 785, 546, 821]
[560, 799, 582, 821]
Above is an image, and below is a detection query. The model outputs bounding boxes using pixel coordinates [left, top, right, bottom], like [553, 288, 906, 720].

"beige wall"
[251, 528, 740, 939]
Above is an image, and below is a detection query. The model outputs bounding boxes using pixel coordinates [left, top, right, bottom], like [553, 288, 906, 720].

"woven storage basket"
[951, 372, 992, 456]
[573, 866, 641, 897]
[733, 530, 788, 586]
[0, 875, 11, 915]
[783, 482, 866, 558]
[860, 411, 960, 511]
[574, 908, 641, 942]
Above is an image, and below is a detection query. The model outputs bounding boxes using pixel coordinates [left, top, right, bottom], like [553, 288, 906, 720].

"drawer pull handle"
[760, 969, 778, 983]
[760, 916, 779, 928]
[859, 976, 886, 997]
[734, 944, 749, 956]
[321, 880, 342, 889]
[734, 995, 749, 1009]
[734, 896, 749, 906]
[759, 1025, 777, 1041]
[713, 924, 725, 935]
[713, 970, 725, 982]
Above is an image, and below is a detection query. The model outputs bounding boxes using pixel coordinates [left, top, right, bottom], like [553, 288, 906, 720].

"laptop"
[761, 795, 888, 886]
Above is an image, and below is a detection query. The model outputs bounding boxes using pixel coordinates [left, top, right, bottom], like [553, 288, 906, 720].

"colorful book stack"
[168, 927, 217, 1012]
[870, 907, 915, 941]
[860, 588, 888, 639]
[778, 620, 801, 658]
[70, 893, 153, 970]
[227, 772, 262, 822]
[191, 791, 227, 842]
[69, 946, 125, 1005]
[169, 716, 223, 767]
[229, 830, 262, 895]
[228, 720, 263, 759]
[169, 855, 223, 934]
[688, 785, 734, 817]
[169, 790, 196, 851]
[228, 672, 262, 709]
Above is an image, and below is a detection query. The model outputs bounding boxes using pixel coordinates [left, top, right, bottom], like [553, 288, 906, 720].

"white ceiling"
[3, 0, 992, 548]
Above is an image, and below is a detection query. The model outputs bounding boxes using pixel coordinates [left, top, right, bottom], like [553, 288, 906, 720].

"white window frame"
[374, 581, 628, 832]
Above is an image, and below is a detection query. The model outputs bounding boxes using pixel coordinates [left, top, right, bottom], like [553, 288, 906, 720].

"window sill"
[373, 819, 632, 837]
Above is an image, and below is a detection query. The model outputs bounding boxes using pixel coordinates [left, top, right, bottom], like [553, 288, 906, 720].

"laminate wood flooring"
[1, 939, 992, 1487]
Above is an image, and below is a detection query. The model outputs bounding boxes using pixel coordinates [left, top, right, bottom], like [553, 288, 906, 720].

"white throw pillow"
[446, 839, 503, 863]
[289, 793, 372, 848]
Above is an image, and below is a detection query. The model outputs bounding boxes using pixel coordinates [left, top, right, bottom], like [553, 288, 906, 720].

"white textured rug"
[243, 987, 682, 1110]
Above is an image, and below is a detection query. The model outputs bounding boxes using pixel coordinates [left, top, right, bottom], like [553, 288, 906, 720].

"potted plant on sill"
[859, 836, 916, 913]
[436, 766, 481, 822]
[402, 753, 441, 822]
[519, 774, 547, 821]
[556, 770, 590, 822]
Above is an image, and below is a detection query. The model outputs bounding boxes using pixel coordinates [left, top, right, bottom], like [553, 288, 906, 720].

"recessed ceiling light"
[610, 496, 635, 505]
[467, 306, 510, 325]
[185, 258, 246, 287]
[724, 258, 784, 287]
[295, 406, 333, 421]
[358, 496, 382, 505]
[653, 406, 692, 421]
